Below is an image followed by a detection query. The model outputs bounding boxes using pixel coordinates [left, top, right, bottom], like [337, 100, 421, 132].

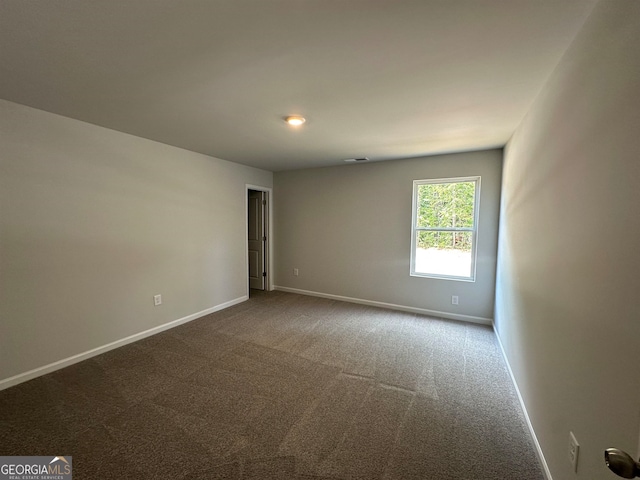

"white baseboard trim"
[274, 286, 492, 325]
[494, 328, 553, 480]
[0, 295, 248, 391]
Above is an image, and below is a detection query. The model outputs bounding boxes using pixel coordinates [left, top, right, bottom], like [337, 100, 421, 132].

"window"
[410, 176, 480, 281]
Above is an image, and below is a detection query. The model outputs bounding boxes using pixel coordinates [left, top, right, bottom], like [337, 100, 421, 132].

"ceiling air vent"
[344, 157, 370, 163]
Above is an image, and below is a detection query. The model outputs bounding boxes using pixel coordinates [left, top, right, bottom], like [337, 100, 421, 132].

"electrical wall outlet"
[153, 294, 162, 306]
[568, 431, 580, 473]
[293, 268, 299, 276]
[451, 295, 459, 305]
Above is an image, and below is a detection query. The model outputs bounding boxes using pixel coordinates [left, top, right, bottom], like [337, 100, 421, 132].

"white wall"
[0, 99, 272, 385]
[495, 1, 640, 478]
[274, 149, 502, 322]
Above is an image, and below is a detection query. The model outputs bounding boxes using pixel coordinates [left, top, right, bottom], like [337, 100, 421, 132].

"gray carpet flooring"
[0, 291, 544, 479]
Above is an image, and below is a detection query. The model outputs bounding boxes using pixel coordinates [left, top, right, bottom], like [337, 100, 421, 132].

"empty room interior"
[1, 1, 639, 479]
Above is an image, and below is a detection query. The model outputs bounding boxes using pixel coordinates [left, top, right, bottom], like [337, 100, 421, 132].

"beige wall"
[0, 99, 272, 385]
[495, 1, 640, 478]
[274, 149, 502, 322]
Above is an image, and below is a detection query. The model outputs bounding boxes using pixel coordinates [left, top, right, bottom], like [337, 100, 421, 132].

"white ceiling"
[0, 0, 597, 171]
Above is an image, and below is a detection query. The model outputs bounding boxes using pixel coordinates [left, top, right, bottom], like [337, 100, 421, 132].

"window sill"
[410, 272, 476, 282]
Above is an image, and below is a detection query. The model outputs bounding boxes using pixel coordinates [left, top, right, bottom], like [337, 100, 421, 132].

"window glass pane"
[416, 181, 476, 229]
[414, 231, 472, 277]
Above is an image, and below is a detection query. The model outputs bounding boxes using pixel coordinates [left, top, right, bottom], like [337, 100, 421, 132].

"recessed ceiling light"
[285, 115, 306, 126]
[344, 157, 370, 162]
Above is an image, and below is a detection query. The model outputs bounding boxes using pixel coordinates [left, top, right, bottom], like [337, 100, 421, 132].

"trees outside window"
[411, 177, 480, 281]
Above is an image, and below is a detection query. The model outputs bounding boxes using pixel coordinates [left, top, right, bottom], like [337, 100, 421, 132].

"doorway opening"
[246, 185, 272, 296]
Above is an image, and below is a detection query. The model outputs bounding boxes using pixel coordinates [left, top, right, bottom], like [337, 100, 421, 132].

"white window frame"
[410, 176, 481, 282]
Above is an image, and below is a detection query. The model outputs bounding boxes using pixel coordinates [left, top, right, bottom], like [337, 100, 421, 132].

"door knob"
[605, 448, 640, 478]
